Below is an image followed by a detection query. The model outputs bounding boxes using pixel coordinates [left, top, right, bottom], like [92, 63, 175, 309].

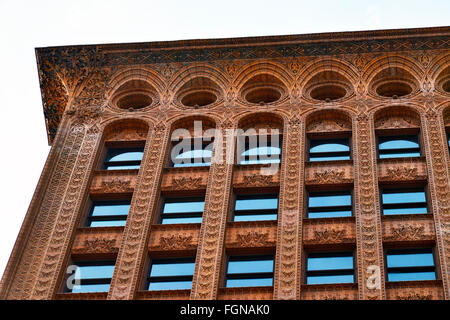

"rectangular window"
[306, 252, 354, 285]
[87, 200, 131, 227]
[233, 194, 278, 221]
[103, 147, 144, 170]
[237, 135, 282, 165]
[307, 191, 352, 218]
[66, 260, 115, 293]
[171, 138, 213, 168]
[386, 248, 436, 282]
[308, 138, 351, 162]
[147, 258, 195, 291]
[378, 135, 421, 159]
[225, 255, 274, 288]
[381, 188, 428, 215]
[160, 197, 205, 224]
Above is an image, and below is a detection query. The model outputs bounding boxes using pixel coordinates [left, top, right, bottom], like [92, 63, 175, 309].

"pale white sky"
[0, 0, 448, 280]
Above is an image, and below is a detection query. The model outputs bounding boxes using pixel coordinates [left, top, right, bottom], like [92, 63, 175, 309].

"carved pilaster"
[273, 114, 304, 300]
[108, 122, 169, 300]
[190, 123, 234, 299]
[422, 109, 450, 299]
[30, 124, 102, 299]
[354, 112, 386, 300]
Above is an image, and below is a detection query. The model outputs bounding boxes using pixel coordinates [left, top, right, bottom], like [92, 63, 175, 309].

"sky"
[0, 0, 449, 280]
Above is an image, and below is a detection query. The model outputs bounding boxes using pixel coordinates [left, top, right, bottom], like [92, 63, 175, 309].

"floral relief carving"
[100, 178, 132, 193]
[84, 239, 117, 253]
[171, 176, 203, 190]
[235, 232, 272, 247]
[385, 167, 418, 180]
[306, 119, 351, 133]
[396, 292, 433, 300]
[157, 234, 194, 250]
[238, 173, 274, 186]
[386, 225, 426, 241]
[313, 229, 347, 243]
[311, 169, 346, 184]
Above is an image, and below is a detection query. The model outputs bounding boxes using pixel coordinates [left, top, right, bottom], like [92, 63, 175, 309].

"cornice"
[35, 26, 450, 144]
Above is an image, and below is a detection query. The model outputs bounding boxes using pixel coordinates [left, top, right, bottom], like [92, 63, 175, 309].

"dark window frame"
[385, 248, 437, 282]
[380, 187, 428, 216]
[305, 251, 355, 285]
[86, 199, 131, 227]
[376, 134, 421, 159]
[64, 260, 116, 293]
[159, 196, 205, 224]
[236, 133, 283, 165]
[146, 257, 195, 291]
[306, 190, 353, 219]
[232, 193, 279, 221]
[224, 255, 274, 288]
[102, 146, 144, 170]
[169, 136, 214, 168]
[307, 137, 351, 162]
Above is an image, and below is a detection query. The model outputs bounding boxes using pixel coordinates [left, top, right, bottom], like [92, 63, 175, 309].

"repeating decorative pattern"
[3, 28, 450, 300]
[30, 125, 101, 299]
[353, 112, 386, 300]
[274, 114, 304, 300]
[422, 109, 450, 299]
[108, 122, 169, 300]
[6, 124, 85, 299]
[190, 123, 235, 300]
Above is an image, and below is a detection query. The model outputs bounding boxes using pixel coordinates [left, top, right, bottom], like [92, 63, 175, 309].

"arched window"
[236, 114, 283, 165]
[308, 139, 351, 162]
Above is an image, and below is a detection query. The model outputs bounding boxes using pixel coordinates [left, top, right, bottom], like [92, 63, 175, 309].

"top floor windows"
[103, 147, 144, 170]
[170, 138, 213, 168]
[308, 138, 351, 162]
[237, 134, 282, 165]
[377, 135, 421, 159]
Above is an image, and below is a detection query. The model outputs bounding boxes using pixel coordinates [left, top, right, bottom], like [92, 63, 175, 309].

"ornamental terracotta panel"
[161, 167, 209, 192]
[303, 218, 356, 247]
[217, 287, 273, 300]
[232, 165, 280, 189]
[304, 161, 354, 186]
[301, 284, 359, 300]
[386, 280, 444, 300]
[382, 215, 436, 244]
[225, 221, 277, 250]
[377, 158, 428, 183]
[71, 227, 124, 256]
[148, 224, 200, 254]
[90, 170, 138, 195]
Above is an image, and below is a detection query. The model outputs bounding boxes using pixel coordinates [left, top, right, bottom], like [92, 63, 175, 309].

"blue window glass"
[225, 255, 274, 288]
[309, 138, 350, 162]
[66, 261, 115, 293]
[386, 249, 436, 282]
[381, 188, 428, 215]
[233, 194, 278, 221]
[160, 197, 204, 224]
[306, 252, 354, 285]
[103, 147, 144, 170]
[307, 191, 352, 218]
[87, 200, 131, 227]
[378, 135, 420, 159]
[237, 135, 281, 165]
[171, 138, 213, 168]
[147, 258, 195, 291]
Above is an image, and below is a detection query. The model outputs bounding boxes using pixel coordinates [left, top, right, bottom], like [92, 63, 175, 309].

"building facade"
[1, 26, 450, 300]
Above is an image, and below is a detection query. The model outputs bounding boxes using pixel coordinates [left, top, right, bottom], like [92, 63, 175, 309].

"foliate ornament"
[290, 83, 302, 104]
[313, 169, 346, 184]
[101, 178, 132, 193]
[171, 176, 203, 190]
[224, 87, 237, 108]
[66, 105, 103, 127]
[241, 174, 273, 186]
[385, 167, 418, 180]
[84, 239, 117, 253]
[235, 232, 271, 247]
[157, 234, 194, 250]
[388, 225, 426, 241]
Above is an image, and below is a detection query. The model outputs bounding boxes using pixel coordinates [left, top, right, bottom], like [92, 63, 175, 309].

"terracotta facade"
[1, 26, 450, 300]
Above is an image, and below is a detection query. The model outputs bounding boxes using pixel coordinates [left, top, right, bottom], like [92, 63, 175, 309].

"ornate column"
[30, 121, 103, 299]
[353, 111, 386, 300]
[108, 122, 169, 300]
[273, 114, 305, 300]
[190, 120, 235, 299]
[422, 108, 450, 299]
[2, 118, 77, 299]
